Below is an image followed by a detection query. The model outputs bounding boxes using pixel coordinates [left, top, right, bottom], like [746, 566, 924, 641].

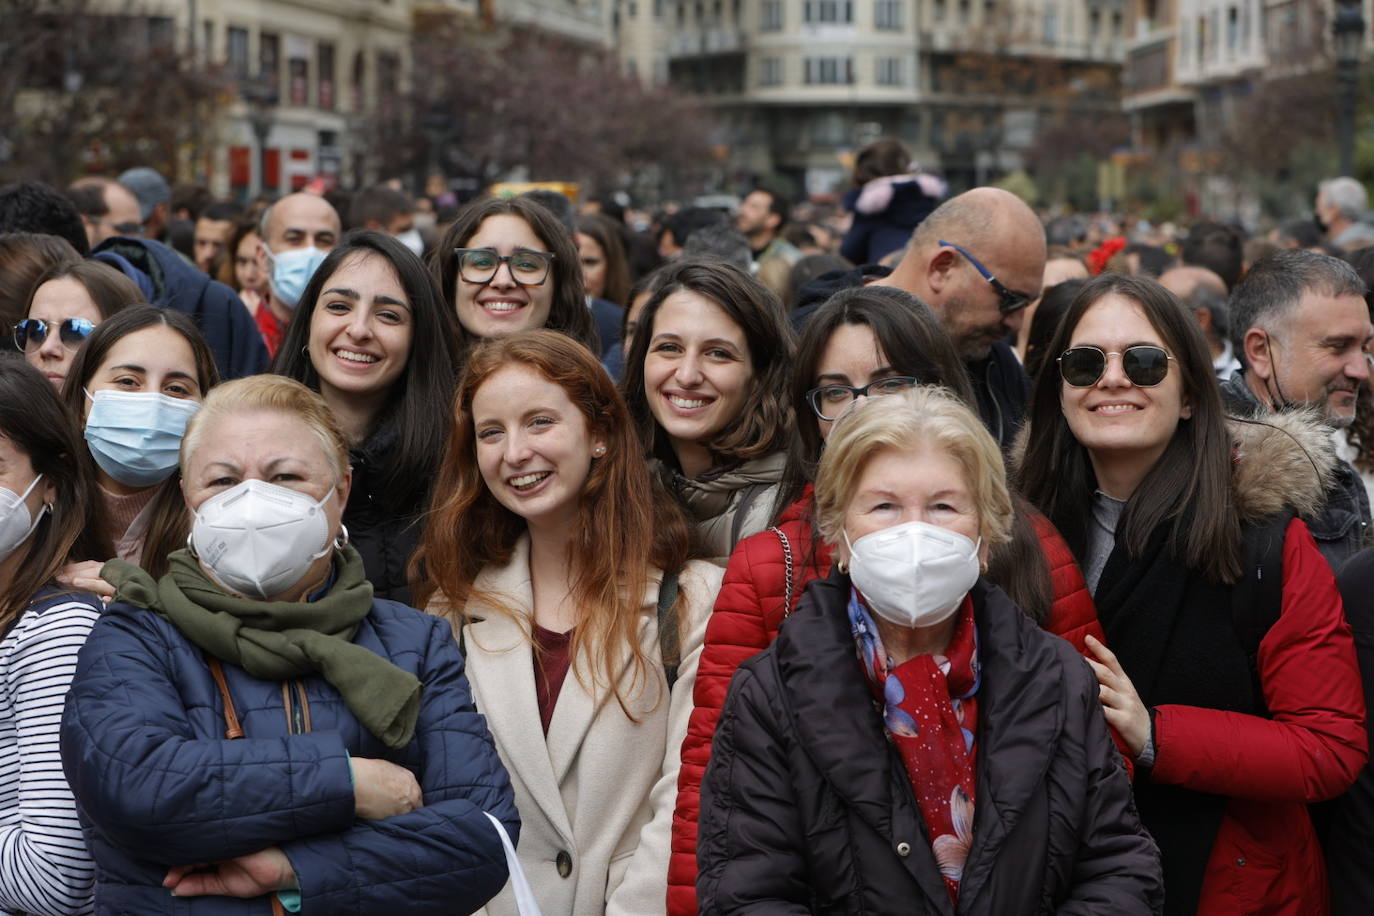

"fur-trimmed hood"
[1008, 408, 1338, 523]
[1227, 408, 1336, 522]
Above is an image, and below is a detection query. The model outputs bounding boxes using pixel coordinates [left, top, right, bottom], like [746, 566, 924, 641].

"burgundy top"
[533, 623, 574, 735]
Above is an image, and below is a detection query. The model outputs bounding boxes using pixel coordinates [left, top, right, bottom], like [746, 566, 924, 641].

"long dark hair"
[1016, 273, 1242, 583]
[576, 212, 631, 307]
[271, 229, 460, 510]
[0, 357, 112, 623]
[60, 306, 220, 578]
[430, 196, 597, 353]
[620, 259, 795, 470]
[777, 285, 974, 513]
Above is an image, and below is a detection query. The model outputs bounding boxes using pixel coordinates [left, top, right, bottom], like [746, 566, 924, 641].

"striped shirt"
[0, 595, 99, 915]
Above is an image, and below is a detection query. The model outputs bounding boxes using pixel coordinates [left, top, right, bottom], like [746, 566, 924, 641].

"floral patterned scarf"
[848, 588, 981, 904]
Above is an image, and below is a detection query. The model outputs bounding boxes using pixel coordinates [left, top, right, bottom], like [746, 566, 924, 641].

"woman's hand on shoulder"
[57, 560, 115, 600]
[164, 846, 297, 897]
[352, 757, 423, 820]
[1084, 635, 1150, 758]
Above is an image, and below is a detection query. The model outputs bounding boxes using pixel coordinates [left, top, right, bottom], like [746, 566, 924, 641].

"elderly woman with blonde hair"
[61, 374, 518, 916]
[696, 386, 1163, 915]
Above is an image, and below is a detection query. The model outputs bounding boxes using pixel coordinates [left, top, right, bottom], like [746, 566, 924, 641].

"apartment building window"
[760, 56, 783, 85]
[875, 0, 902, 30]
[148, 16, 174, 49]
[227, 27, 250, 82]
[933, 0, 945, 23]
[804, 56, 854, 83]
[761, 0, 783, 30]
[804, 0, 853, 24]
[876, 56, 903, 85]
[260, 32, 281, 92]
[957, 0, 969, 25]
[1043, 7, 1057, 42]
[1226, 5, 1239, 53]
[1112, 10, 1122, 38]
[319, 42, 336, 110]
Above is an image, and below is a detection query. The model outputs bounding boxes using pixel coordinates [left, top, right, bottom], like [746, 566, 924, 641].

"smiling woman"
[1017, 274, 1369, 915]
[412, 329, 721, 916]
[272, 229, 460, 604]
[430, 196, 598, 356]
[620, 260, 797, 564]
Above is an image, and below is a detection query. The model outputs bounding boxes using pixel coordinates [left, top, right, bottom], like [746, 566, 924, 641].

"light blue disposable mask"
[266, 244, 329, 309]
[84, 390, 201, 488]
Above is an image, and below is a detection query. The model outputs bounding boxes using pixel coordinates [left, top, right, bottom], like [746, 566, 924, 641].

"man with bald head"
[873, 188, 1046, 447]
[1159, 265, 1239, 378]
[255, 192, 341, 356]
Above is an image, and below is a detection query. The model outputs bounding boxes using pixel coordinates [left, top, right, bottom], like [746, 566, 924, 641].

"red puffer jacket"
[1152, 518, 1367, 915]
[666, 489, 1112, 916]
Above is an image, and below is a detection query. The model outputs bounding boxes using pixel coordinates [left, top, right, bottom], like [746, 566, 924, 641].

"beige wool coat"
[448, 536, 723, 916]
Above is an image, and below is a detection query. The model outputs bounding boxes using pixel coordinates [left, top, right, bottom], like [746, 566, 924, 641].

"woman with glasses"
[430, 196, 599, 354]
[1017, 274, 1366, 915]
[272, 230, 459, 604]
[666, 285, 1126, 916]
[0, 233, 80, 356]
[413, 330, 721, 916]
[0, 359, 111, 915]
[19, 259, 143, 388]
[57, 307, 219, 597]
[621, 260, 795, 565]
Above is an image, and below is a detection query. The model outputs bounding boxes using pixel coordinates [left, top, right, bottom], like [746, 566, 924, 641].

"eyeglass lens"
[809, 377, 918, 420]
[1059, 346, 1170, 388]
[458, 250, 551, 285]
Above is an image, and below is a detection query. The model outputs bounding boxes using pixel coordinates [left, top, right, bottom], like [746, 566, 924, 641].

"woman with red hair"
[413, 330, 723, 916]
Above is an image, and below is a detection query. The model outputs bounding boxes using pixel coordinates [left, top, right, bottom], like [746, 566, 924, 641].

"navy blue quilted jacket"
[60, 597, 518, 915]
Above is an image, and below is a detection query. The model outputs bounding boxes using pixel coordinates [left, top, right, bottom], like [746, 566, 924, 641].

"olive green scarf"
[103, 546, 421, 748]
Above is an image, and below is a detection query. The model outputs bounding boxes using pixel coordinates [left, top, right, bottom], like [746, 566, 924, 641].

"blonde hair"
[181, 375, 350, 483]
[814, 386, 1013, 548]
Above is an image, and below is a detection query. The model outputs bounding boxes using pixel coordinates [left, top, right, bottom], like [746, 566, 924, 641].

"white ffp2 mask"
[191, 479, 335, 599]
[0, 475, 46, 563]
[845, 521, 981, 629]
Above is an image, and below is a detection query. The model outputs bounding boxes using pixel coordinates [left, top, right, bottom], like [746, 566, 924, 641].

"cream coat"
[449, 536, 722, 916]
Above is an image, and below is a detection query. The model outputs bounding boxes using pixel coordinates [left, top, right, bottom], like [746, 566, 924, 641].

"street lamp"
[1334, 0, 1365, 177]
[242, 76, 279, 198]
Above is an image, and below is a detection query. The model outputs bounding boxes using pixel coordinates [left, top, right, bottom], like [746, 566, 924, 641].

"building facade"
[639, 0, 1126, 195]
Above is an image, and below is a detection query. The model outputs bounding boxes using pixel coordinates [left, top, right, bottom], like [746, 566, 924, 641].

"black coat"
[697, 570, 1163, 915]
[344, 434, 427, 606]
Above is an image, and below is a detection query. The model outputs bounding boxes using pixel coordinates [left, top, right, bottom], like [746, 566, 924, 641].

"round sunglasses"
[13, 317, 97, 352]
[1058, 345, 1174, 388]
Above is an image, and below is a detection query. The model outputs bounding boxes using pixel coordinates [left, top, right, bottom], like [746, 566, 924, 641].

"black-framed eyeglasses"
[1058, 345, 1174, 388]
[938, 240, 1033, 314]
[14, 317, 97, 352]
[453, 247, 555, 286]
[805, 376, 920, 421]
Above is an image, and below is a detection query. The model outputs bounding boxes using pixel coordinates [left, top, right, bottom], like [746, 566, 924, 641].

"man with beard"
[1223, 248, 1372, 570]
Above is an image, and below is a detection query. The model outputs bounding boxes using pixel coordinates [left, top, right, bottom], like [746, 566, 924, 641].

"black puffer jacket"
[698, 570, 1163, 915]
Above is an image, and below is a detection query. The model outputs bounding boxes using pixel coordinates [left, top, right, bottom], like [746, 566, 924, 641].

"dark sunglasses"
[13, 317, 97, 352]
[1058, 345, 1174, 388]
[937, 240, 1033, 314]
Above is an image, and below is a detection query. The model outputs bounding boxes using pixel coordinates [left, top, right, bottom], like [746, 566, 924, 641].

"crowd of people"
[0, 139, 1370, 915]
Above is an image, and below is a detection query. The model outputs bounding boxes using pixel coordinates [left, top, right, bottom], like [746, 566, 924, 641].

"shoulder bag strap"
[768, 526, 795, 617]
[657, 568, 682, 690]
[206, 655, 245, 741]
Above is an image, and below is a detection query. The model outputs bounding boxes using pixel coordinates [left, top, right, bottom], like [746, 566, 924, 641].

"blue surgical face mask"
[265, 244, 329, 309]
[84, 390, 201, 488]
